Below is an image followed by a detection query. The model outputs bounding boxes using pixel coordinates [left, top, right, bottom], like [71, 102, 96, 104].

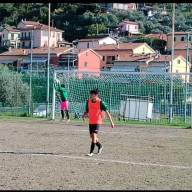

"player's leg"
[64, 101, 70, 122]
[60, 102, 65, 120]
[87, 125, 96, 156]
[94, 125, 103, 154]
[61, 110, 65, 119]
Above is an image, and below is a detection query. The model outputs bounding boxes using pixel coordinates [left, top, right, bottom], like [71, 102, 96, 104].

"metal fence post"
[109, 79, 112, 113]
[52, 70, 56, 120]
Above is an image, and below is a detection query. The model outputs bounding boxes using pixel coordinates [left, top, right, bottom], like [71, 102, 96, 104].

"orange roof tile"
[18, 20, 63, 32]
[167, 32, 192, 36]
[94, 43, 145, 51]
[0, 47, 71, 56]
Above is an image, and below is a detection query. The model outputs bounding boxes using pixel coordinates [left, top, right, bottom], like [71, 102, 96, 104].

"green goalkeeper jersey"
[54, 84, 68, 101]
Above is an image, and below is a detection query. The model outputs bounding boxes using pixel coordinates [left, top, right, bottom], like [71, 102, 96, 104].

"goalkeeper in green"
[54, 83, 70, 122]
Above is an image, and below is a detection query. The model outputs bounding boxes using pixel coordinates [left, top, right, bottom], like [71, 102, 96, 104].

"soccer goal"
[51, 70, 189, 124]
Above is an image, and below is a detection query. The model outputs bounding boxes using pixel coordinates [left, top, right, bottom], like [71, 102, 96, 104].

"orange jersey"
[88, 98, 103, 124]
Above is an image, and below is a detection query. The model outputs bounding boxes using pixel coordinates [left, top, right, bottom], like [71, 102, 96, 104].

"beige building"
[112, 3, 137, 11]
[17, 20, 64, 48]
[112, 54, 190, 82]
[118, 20, 140, 37]
[1, 26, 20, 48]
[167, 32, 192, 50]
[77, 35, 117, 49]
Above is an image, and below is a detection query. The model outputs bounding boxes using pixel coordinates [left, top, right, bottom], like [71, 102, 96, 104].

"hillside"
[0, 3, 192, 42]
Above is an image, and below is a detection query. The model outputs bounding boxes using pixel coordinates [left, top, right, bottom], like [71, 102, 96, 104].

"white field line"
[0, 151, 191, 170]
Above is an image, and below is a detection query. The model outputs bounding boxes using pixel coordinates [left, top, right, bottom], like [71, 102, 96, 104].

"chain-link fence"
[1, 66, 192, 127]
[53, 70, 192, 127]
[0, 66, 53, 118]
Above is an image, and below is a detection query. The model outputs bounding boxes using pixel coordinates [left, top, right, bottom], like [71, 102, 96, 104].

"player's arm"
[101, 101, 114, 128]
[82, 100, 89, 121]
[105, 111, 114, 128]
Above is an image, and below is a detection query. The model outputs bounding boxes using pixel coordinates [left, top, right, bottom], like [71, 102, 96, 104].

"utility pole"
[46, 3, 51, 118]
[170, 3, 175, 124]
[29, 29, 33, 116]
[184, 31, 190, 123]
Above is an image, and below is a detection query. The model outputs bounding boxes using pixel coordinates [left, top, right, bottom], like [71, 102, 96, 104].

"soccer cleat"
[98, 146, 103, 154]
[87, 153, 94, 157]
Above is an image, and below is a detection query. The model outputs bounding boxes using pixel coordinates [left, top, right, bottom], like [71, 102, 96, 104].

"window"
[42, 31, 48, 36]
[177, 59, 181, 64]
[84, 61, 87, 67]
[102, 56, 105, 61]
[142, 47, 145, 54]
[181, 37, 184, 41]
[189, 36, 191, 41]
[28, 32, 31, 38]
[87, 42, 89, 48]
[22, 42, 25, 48]
[112, 56, 115, 61]
[11, 33, 14, 40]
[174, 37, 176, 41]
[18, 34, 20, 39]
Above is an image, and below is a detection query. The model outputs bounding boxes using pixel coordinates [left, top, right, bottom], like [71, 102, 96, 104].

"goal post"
[51, 69, 190, 124]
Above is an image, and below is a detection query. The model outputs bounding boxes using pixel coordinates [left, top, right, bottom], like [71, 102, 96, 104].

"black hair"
[61, 84, 65, 88]
[90, 88, 99, 95]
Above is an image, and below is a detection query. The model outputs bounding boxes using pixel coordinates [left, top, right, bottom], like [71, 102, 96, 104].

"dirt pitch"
[0, 118, 192, 190]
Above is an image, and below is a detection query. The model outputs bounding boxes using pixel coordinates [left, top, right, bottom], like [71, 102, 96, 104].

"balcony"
[20, 36, 31, 41]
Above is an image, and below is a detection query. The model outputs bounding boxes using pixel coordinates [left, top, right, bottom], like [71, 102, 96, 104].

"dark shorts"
[89, 124, 100, 134]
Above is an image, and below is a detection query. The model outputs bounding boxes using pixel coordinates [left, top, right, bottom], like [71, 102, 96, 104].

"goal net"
[52, 70, 188, 123]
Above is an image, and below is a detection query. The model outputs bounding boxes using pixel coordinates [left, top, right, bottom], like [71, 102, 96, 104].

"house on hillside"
[94, 42, 156, 69]
[0, 47, 72, 72]
[118, 20, 141, 37]
[1, 26, 21, 48]
[173, 42, 192, 69]
[145, 55, 190, 74]
[167, 32, 192, 50]
[100, 3, 137, 12]
[144, 34, 167, 42]
[17, 20, 64, 48]
[112, 54, 190, 81]
[77, 49, 104, 73]
[111, 54, 154, 72]
[76, 35, 117, 49]
[112, 3, 137, 11]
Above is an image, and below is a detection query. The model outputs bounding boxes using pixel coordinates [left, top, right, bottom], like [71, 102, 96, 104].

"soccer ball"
[55, 78, 60, 85]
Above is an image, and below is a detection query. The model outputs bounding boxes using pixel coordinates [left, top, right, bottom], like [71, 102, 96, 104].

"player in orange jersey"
[83, 88, 114, 156]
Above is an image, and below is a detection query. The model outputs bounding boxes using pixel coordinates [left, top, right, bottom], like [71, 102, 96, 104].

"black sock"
[61, 110, 64, 119]
[90, 142, 95, 153]
[65, 110, 69, 119]
[96, 142, 102, 150]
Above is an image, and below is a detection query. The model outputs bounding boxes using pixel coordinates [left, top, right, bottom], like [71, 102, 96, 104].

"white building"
[112, 3, 137, 11]
[17, 20, 64, 48]
[1, 26, 20, 48]
[118, 20, 140, 36]
[77, 35, 117, 49]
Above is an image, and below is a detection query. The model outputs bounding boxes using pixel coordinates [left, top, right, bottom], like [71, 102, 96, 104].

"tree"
[0, 66, 29, 107]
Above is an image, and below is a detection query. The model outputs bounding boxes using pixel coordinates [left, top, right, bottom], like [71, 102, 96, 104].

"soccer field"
[0, 118, 191, 190]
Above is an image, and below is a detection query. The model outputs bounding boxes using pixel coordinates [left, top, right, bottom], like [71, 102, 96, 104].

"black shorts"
[89, 124, 100, 134]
